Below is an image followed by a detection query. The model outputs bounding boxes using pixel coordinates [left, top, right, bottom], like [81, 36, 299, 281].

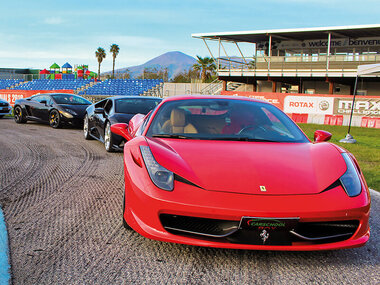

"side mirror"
[40, 100, 47, 105]
[94, 108, 104, 114]
[314, 130, 332, 143]
[128, 114, 145, 137]
[110, 123, 132, 141]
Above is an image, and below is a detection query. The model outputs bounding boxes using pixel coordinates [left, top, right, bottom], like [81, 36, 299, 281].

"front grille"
[160, 214, 359, 245]
[160, 214, 239, 238]
[290, 220, 359, 243]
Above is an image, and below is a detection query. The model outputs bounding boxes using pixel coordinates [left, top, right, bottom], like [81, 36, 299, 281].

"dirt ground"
[0, 117, 379, 284]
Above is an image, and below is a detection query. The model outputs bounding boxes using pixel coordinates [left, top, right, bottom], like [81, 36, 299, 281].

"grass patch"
[298, 123, 380, 192]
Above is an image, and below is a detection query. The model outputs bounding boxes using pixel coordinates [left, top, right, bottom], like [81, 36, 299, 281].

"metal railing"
[216, 54, 380, 75]
[199, 78, 223, 95]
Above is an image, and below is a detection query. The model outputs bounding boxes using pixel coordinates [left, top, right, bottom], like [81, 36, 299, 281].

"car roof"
[108, 95, 162, 100]
[161, 94, 268, 104]
[32, 93, 83, 97]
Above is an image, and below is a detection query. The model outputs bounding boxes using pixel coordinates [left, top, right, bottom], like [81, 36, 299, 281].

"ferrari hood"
[146, 138, 347, 195]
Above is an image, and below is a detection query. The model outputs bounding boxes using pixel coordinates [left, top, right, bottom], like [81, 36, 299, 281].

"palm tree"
[110, 44, 120, 79]
[95, 47, 106, 80]
[192, 56, 216, 82]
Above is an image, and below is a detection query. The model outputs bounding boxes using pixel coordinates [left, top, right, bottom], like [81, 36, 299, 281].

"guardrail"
[217, 54, 380, 77]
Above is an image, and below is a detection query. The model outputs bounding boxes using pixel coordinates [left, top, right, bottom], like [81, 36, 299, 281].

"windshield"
[51, 94, 91, 105]
[115, 98, 161, 114]
[146, 99, 308, 143]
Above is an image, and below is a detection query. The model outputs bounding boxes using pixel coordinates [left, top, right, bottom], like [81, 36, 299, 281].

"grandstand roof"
[192, 24, 380, 43]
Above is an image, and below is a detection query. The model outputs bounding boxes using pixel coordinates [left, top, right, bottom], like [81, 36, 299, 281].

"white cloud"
[44, 17, 64, 25]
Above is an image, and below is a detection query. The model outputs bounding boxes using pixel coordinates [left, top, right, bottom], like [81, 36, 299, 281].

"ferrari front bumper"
[124, 166, 370, 251]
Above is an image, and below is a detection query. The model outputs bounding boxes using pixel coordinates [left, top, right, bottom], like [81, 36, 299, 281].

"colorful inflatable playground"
[39, 63, 98, 80]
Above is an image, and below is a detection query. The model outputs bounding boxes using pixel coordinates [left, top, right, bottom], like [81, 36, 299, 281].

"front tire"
[83, 114, 93, 140]
[14, 106, 27, 123]
[104, 121, 114, 152]
[49, 110, 61, 128]
[0, 115, 4, 119]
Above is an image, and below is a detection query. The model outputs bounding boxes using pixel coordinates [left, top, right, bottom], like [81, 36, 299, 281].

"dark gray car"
[84, 96, 162, 152]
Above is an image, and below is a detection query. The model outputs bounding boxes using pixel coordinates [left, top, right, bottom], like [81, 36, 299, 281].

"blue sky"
[0, 0, 379, 72]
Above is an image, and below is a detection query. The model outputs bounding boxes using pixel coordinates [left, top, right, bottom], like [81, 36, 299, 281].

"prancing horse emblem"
[260, 186, 267, 192]
[260, 229, 269, 244]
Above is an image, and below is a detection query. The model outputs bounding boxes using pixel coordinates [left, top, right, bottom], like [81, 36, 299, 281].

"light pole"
[339, 75, 358, 143]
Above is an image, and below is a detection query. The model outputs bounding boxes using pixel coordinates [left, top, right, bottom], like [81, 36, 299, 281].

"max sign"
[334, 98, 380, 117]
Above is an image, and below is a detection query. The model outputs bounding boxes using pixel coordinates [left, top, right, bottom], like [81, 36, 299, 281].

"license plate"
[237, 217, 299, 245]
[1, 107, 7, 111]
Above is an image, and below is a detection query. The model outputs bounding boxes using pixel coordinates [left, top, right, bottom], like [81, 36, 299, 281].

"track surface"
[0, 118, 379, 284]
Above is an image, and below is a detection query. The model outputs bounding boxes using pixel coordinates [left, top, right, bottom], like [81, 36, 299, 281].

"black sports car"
[0, 98, 12, 118]
[14, 93, 92, 128]
[84, 96, 162, 152]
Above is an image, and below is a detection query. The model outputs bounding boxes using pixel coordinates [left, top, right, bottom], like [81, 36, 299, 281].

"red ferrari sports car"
[111, 95, 370, 251]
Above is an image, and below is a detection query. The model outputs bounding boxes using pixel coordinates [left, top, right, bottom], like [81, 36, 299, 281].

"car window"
[104, 100, 113, 114]
[94, 99, 107, 108]
[146, 99, 309, 143]
[115, 98, 161, 114]
[51, 94, 91, 105]
[33, 95, 49, 104]
[47, 97, 53, 106]
[31, 95, 42, 102]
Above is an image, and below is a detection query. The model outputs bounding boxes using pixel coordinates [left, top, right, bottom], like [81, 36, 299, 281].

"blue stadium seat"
[12, 79, 92, 91]
[0, 79, 24, 89]
[82, 79, 163, 96]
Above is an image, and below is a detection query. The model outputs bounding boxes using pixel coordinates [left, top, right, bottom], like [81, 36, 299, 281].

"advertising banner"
[257, 37, 380, 51]
[0, 90, 73, 106]
[333, 97, 380, 117]
[284, 96, 334, 115]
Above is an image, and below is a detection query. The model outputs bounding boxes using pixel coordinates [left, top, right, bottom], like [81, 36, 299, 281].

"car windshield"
[51, 94, 91, 105]
[115, 98, 161, 114]
[146, 99, 309, 143]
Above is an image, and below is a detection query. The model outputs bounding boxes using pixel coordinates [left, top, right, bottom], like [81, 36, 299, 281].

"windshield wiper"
[210, 137, 277, 142]
[152, 134, 193, 139]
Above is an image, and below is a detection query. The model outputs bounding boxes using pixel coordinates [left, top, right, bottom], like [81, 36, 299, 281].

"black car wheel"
[14, 106, 27, 123]
[83, 114, 93, 140]
[104, 122, 114, 152]
[49, 110, 61, 128]
[0, 115, 4, 119]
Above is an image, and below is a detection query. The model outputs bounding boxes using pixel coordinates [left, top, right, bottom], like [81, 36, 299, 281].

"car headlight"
[59, 110, 73, 118]
[340, 153, 362, 197]
[140, 145, 174, 191]
[65, 108, 78, 115]
[59, 108, 77, 118]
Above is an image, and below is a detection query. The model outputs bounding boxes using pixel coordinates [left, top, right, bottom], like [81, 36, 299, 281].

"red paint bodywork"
[116, 95, 370, 251]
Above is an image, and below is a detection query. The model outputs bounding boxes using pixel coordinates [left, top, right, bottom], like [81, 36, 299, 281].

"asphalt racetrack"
[0, 117, 379, 284]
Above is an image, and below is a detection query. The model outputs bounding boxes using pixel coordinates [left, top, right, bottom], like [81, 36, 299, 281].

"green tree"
[171, 67, 199, 83]
[137, 67, 168, 81]
[95, 47, 106, 80]
[192, 56, 216, 82]
[121, 69, 131, 79]
[110, 44, 120, 79]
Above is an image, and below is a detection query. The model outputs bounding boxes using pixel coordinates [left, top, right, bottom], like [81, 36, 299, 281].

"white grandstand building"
[192, 24, 380, 95]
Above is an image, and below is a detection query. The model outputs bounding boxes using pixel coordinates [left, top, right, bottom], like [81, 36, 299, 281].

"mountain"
[105, 51, 197, 79]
